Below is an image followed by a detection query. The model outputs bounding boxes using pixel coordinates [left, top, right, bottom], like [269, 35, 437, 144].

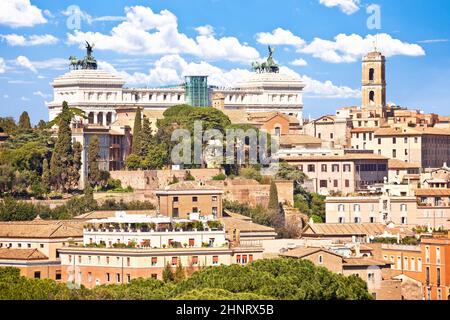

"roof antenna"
[373, 35, 378, 52]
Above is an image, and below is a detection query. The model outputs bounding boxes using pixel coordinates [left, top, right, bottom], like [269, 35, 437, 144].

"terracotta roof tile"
[0, 220, 84, 239]
[388, 159, 421, 169]
[0, 249, 48, 260]
[303, 223, 388, 236]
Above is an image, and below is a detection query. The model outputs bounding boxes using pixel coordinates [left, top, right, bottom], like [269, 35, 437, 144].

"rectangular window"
[321, 164, 327, 172]
[212, 196, 218, 202]
[172, 257, 178, 266]
[333, 180, 338, 188]
[236, 255, 241, 263]
[393, 137, 396, 144]
[392, 149, 397, 158]
[173, 196, 179, 203]
[88, 272, 92, 283]
[127, 257, 130, 267]
[308, 165, 315, 172]
[172, 208, 179, 218]
[332, 164, 339, 172]
[116, 273, 120, 283]
[192, 256, 199, 265]
[192, 207, 198, 213]
[106, 273, 110, 282]
[212, 256, 219, 265]
[192, 196, 198, 202]
[345, 180, 350, 188]
[189, 238, 195, 247]
[320, 180, 327, 188]
[127, 274, 131, 283]
[151, 257, 157, 266]
[249, 255, 253, 262]
[55, 271, 62, 281]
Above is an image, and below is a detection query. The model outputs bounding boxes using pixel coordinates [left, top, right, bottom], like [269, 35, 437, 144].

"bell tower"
[361, 50, 386, 111]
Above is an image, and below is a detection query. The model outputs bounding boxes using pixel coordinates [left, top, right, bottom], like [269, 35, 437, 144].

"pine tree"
[68, 141, 82, 189]
[268, 180, 279, 210]
[132, 108, 143, 155]
[50, 102, 73, 192]
[87, 135, 101, 188]
[41, 158, 50, 195]
[18, 111, 31, 130]
[140, 116, 153, 156]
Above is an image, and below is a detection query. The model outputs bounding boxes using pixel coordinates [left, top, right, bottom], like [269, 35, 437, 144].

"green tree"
[132, 108, 142, 155]
[125, 154, 142, 170]
[18, 111, 31, 130]
[87, 136, 101, 188]
[174, 261, 186, 283]
[140, 115, 153, 156]
[49, 102, 73, 192]
[268, 180, 279, 210]
[41, 159, 50, 195]
[141, 143, 168, 170]
[68, 141, 82, 190]
[0, 117, 17, 134]
[163, 262, 174, 283]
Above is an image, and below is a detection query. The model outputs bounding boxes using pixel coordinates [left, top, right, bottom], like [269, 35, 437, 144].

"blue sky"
[0, 0, 449, 124]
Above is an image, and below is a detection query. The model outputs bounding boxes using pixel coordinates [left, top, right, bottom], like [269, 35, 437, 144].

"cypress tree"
[69, 141, 82, 189]
[41, 158, 50, 195]
[18, 111, 31, 130]
[50, 102, 73, 192]
[87, 135, 101, 188]
[140, 116, 153, 156]
[268, 180, 279, 210]
[132, 108, 142, 155]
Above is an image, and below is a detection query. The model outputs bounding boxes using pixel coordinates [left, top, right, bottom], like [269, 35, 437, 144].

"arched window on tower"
[369, 68, 375, 82]
[369, 91, 375, 104]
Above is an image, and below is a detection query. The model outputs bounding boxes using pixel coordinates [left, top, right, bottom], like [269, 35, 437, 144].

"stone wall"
[110, 169, 221, 191]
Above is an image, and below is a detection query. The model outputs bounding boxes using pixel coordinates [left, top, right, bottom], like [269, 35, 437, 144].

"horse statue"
[251, 46, 279, 74]
[69, 55, 83, 70]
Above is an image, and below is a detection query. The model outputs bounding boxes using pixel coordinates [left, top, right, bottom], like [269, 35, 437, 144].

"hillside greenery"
[0, 258, 372, 300]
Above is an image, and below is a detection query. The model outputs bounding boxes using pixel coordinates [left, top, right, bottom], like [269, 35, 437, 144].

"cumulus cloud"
[16, 56, 37, 72]
[0, 58, 5, 73]
[99, 55, 358, 99]
[15, 56, 68, 73]
[0, 0, 47, 28]
[300, 33, 425, 63]
[256, 28, 305, 48]
[1, 34, 58, 46]
[67, 6, 259, 63]
[290, 58, 308, 66]
[319, 0, 360, 15]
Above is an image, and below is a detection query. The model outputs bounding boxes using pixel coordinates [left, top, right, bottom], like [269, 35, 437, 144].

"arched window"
[369, 91, 375, 103]
[369, 68, 375, 81]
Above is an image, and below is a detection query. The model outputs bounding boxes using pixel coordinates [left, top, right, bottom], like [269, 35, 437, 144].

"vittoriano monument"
[69, 41, 98, 70]
[252, 46, 280, 73]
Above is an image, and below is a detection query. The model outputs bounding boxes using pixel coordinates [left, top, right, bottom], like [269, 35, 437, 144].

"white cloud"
[319, 0, 360, 15]
[0, 58, 5, 73]
[67, 6, 259, 63]
[256, 28, 305, 47]
[1, 34, 58, 46]
[33, 91, 52, 99]
[99, 54, 358, 99]
[15, 56, 68, 73]
[0, 0, 47, 28]
[21, 96, 30, 101]
[290, 58, 308, 66]
[418, 39, 448, 44]
[16, 56, 36, 72]
[3, 94, 9, 99]
[195, 25, 215, 37]
[300, 33, 425, 63]
[62, 7, 125, 25]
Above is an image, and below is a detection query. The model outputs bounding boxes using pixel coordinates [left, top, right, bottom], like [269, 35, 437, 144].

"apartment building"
[352, 126, 450, 169]
[58, 213, 263, 288]
[280, 246, 400, 300]
[0, 219, 84, 281]
[281, 153, 388, 195]
[376, 232, 450, 300]
[156, 181, 223, 219]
